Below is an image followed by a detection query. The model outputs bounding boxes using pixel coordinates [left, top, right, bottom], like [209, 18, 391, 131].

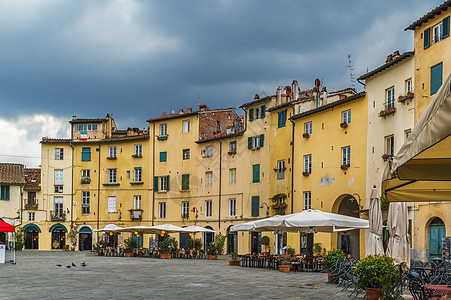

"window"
[405, 129, 412, 140]
[252, 164, 260, 183]
[54, 185, 63, 193]
[277, 160, 285, 180]
[183, 149, 190, 160]
[304, 122, 312, 135]
[81, 169, 90, 179]
[342, 146, 351, 167]
[159, 202, 166, 219]
[75, 123, 98, 131]
[431, 62, 443, 95]
[82, 191, 90, 214]
[55, 148, 64, 160]
[160, 123, 167, 136]
[27, 192, 36, 205]
[249, 108, 254, 122]
[1, 185, 10, 200]
[304, 154, 312, 174]
[159, 176, 169, 191]
[108, 146, 117, 158]
[134, 195, 141, 210]
[82, 147, 91, 161]
[251, 196, 259, 217]
[406, 78, 412, 94]
[135, 144, 142, 157]
[229, 141, 237, 152]
[278, 110, 287, 128]
[205, 145, 213, 157]
[433, 22, 444, 44]
[229, 168, 236, 186]
[182, 201, 189, 218]
[182, 120, 190, 133]
[28, 212, 35, 222]
[54, 197, 64, 218]
[127, 171, 130, 179]
[304, 191, 311, 210]
[229, 198, 236, 217]
[134, 167, 142, 182]
[385, 135, 394, 156]
[54, 169, 63, 184]
[108, 169, 117, 183]
[342, 110, 351, 124]
[205, 200, 212, 217]
[255, 107, 260, 119]
[160, 152, 167, 162]
[182, 174, 189, 190]
[206, 172, 213, 188]
[260, 105, 266, 118]
[386, 87, 395, 109]
[248, 134, 264, 149]
[108, 196, 116, 213]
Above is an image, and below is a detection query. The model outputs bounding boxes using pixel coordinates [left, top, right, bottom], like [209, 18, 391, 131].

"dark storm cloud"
[0, 0, 442, 129]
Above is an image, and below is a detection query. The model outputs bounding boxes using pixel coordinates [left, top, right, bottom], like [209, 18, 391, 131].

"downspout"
[96, 143, 101, 240]
[357, 78, 365, 87]
[152, 123, 155, 226]
[69, 142, 74, 231]
[289, 104, 296, 214]
[218, 139, 222, 230]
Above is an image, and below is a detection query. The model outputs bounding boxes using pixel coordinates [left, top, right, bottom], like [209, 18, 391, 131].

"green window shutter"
[1, 186, 10, 200]
[253, 164, 260, 183]
[251, 196, 259, 217]
[160, 152, 167, 162]
[82, 148, 91, 161]
[431, 63, 443, 95]
[277, 112, 281, 127]
[182, 174, 189, 190]
[154, 176, 159, 191]
[166, 175, 170, 191]
[261, 105, 266, 118]
[443, 16, 450, 39]
[249, 108, 254, 121]
[259, 134, 264, 147]
[248, 137, 253, 149]
[424, 27, 431, 49]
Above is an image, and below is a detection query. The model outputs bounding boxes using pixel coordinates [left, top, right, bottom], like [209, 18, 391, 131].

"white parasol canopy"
[148, 223, 186, 233]
[368, 187, 384, 256]
[386, 202, 410, 266]
[182, 225, 217, 233]
[115, 225, 156, 233]
[94, 224, 124, 232]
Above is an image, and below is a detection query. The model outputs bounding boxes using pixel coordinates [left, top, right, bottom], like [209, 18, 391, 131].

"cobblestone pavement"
[0, 251, 367, 300]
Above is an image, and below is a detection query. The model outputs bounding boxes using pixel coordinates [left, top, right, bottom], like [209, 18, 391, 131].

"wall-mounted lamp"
[260, 203, 270, 216]
[350, 193, 363, 210]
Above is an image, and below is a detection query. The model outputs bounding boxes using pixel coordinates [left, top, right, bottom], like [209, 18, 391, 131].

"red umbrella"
[0, 220, 14, 232]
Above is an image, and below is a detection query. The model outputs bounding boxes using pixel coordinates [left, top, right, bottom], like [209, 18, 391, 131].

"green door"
[429, 218, 446, 261]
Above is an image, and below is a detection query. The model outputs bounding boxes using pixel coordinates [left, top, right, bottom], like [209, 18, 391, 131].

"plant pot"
[365, 287, 382, 300]
[160, 253, 172, 259]
[71, 245, 76, 251]
[229, 260, 240, 266]
[279, 264, 291, 272]
[124, 252, 133, 257]
[327, 272, 339, 284]
[208, 255, 218, 260]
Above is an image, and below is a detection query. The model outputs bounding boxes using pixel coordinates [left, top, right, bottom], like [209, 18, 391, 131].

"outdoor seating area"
[93, 246, 210, 259]
[239, 253, 324, 272]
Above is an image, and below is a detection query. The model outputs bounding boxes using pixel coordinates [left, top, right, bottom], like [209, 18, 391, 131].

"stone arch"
[333, 193, 360, 259]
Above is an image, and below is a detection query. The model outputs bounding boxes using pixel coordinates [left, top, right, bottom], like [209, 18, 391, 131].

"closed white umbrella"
[386, 202, 410, 266]
[368, 186, 384, 256]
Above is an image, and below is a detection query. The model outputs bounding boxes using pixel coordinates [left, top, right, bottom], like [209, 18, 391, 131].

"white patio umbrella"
[368, 186, 384, 256]
[116, 225, 156, 234]
[94, 224, 124, 232]
[182, 225, 217, 233]
[230, 214, 298, 232]
[148, 223, 186, 233]
[386, 202, 410, 266]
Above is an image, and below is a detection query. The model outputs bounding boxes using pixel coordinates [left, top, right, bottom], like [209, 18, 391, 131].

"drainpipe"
[289, 104, 296, 214]
[218, 139, 222, 230]
[96, 143, 101, 241]
[151, 123, 155, 226]
[69, 142, 74, 231]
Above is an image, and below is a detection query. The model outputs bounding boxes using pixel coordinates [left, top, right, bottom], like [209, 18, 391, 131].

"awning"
[0, 220, 15, 232]
[382, 72, 451, 201]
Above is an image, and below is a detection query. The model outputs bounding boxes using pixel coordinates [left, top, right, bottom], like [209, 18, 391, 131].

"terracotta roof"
[358, 52, 414, 81]
[0, 163, 25, 185]
[406, 1, 451, 30]
[291, 92, 366, 120]
[69, 118, 107, 124]
[40, 138, 71, 144]
[146, 111, 198, 123]
[239, 95, 274, 108]
[196, 130, 244, 143]
[24, 168, 41, 190]
[71, 134, 150, 144]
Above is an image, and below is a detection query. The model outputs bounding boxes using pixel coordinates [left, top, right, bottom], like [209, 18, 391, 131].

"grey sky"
[0, 0, 442, 167]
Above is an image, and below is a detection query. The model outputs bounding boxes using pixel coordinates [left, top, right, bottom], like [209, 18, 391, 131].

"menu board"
[442, 237, 450, 260]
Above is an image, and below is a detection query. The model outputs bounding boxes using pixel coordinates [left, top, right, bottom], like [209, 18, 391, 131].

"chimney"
[199, 104, 208, 111]
[321, 87, 328, 105]
[187, 108, 192, 113]
[339, 94, 346, 100]
[179, 109, 184, 114]
[385, 54, 393, 63]
[162, 112, 166, 116]
[276, 87, 282, 105]
[292, 80, 299, 100]
[254, 94, 259, 100]
[72, 116, 76, 121]
[393, 50, 400, 57]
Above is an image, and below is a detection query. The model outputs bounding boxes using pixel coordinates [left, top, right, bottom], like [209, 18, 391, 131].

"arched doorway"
[78, 226, 92, 251]
[204, 226, 214, 250]
[50, 224, 67, 249]
[227, 226, 237, 254]
[24, 224, 40, 250]
[429, 217, 446, 262]
[336, 194, 360, 259]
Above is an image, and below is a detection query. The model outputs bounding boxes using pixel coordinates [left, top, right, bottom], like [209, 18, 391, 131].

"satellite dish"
[314, 79, 321, 87]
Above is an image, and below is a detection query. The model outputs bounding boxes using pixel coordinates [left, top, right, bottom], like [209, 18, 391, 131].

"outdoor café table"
[424, 285, 451, 298]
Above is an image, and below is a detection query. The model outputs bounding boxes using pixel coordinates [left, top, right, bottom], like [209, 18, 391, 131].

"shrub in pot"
[323, 249, 345, 283]
[229, 252, 240, 266]
[158, 237, 172, 259]
[277, 254, 294, 272]
[260, 236, 270, 252]
[124, 237, 137, 257]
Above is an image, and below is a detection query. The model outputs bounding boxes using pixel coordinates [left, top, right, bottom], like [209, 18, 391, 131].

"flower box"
[208, 255, 218, 260]
[132, 154, 142, 158]
[398, 92, 414, 103]
[227, 151, 236, 155]
[302, 171, 310, 176]
[25, 203, 38, 210]
[378, 107, 397, 117]
[229, 260, 240, 266]
[160, 253, 172, 259]
[302, 133, 310, 138]
[107, 156, 117, 160]
[340, 122, 348, 128]
[81, 177, 91, 184]
[340, 164, 349, 170]
[279, 264, 291, 272]
[124, 252, 133, 257]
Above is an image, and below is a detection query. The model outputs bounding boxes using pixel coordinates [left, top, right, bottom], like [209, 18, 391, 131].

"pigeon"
[66, 265, 71, 269]
[56, 264, 62, 267]
[81, 262, 87, 267]
[72, 262, 76, 267]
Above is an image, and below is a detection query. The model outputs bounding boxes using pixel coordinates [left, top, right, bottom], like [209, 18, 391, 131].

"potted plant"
[207, 234, 226, 259]
[313, 243, 322, 256]
[260, 236, 270, 253]
[340, 122, 348, 128]
[340, 164, 349, 170]
[68, 229, 77, 251]
[124, 237, 137, 257]
[353, 255, 398, 300]
[278, 254, 294, 272]
[302, 133, 310, 138]
[158, 237, 172, 259]
[15, 228, 24, 251]
[229, 252, 240, 266]
[302, 171, 310, 176]
[323, 249, 345, 283]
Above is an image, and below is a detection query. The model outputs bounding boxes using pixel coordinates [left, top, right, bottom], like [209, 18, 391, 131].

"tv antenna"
[347, 54, 356, 90]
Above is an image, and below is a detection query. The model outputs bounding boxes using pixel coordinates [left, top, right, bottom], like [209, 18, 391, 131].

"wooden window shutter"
[424, 27, 431, 49]
[249, 108, 254, 121]
[259, 134, 264, 147]
[443, 16, 450, 39]
[261, 105, 266, 118]
[248, 137, 253, 149]
[251, 196, 259, 217]
[154, 176, 159, 192]
[166, 175, 170, 191]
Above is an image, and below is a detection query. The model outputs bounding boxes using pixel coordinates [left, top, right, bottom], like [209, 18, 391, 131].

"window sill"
[103, 183, 120, 186]
[132, 155, 142, 158]
[130, 181, 144, 185]
[156, 191, 167, 193]
[107, 157, 117, 160]
[180, 189, 191, 192]
[157, 135, 168, 141]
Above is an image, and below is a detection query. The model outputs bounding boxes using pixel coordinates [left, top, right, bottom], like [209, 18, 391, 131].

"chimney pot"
[162, 112, 166, 116]
[72, 116, 76, 120]
[393, 50, 400, 56]
[187, 108, 192, 113]
[386, 54, 393, 63]
[179, 109, 184, 114]
[254, 94, 259, 100]
[321, 87, 327, 92]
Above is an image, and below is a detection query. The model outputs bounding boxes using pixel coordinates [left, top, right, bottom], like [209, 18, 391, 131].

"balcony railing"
[25, 202, 38, 210]
[50, 211, 66, 221]
[129, 209, 143, 220]
[378, 104, 397, 117]
[398, 92, 414, 103]
[81, 177, 91, 184]
[181, 213, 189, 219]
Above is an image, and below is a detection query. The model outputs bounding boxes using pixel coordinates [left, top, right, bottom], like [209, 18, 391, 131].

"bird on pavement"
[72, 262, 76, 267]
[56, 264, 62, 267]
[66, 266, 71, 269]
[81, 262, 87, 267]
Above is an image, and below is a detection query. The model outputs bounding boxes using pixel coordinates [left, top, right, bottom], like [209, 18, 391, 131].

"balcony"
[81, 177, 91, 184]
[157, 135, 168, 141]
[106, 156, 117, 160]
[50, 211, 66, 221]
[25, 202, 38, 210]
[129, 209, 143, 220]
[132, 154, 142, 158]
[378, 105, 397, 117]
[181, 213, 189, 219]
[398, 92, 414, 103]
